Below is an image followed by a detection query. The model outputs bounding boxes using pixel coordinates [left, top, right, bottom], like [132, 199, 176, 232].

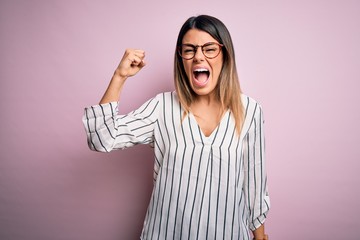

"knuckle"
[125, 48, 133, 54]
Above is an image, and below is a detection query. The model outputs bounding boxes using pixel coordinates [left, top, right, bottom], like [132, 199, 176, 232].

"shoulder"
[154, 91, 179, 103]
[154, 91, 176, 98]
[241, 94, 262, 109]
[241, 94, 263, 112]
[241, 93, 264, 123]
[150, 91, 180, 110]
[239, 94, 265, 137]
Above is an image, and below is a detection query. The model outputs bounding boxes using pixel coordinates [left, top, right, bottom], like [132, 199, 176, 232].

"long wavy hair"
[174, 15, 244, 135]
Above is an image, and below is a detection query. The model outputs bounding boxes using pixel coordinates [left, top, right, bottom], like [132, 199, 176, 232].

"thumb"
[138, 60, 146, 68]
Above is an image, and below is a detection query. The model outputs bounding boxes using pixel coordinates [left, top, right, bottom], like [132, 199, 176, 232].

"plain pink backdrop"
[1, 1, 359, 239]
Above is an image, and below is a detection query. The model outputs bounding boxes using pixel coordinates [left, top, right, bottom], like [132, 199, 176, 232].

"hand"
[114, 49, 146, 79]
[254, 234, 268, 240]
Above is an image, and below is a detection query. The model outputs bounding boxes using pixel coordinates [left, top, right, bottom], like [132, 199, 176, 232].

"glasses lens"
[203, 43, 220, 58]
[181, 45, 195, 59]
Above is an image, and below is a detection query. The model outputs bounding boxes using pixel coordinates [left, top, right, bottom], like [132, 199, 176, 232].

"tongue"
[196, 72, 208, 83]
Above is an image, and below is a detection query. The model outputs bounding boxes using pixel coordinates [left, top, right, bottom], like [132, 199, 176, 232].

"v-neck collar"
[188, 110, 230, 144]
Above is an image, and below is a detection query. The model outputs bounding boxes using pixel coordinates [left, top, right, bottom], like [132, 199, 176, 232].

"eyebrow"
[181, 42, 218, 46]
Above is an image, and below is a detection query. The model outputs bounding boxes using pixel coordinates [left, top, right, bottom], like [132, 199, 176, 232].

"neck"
[194, 93, 218, 106]
[190, 94, 224, 118]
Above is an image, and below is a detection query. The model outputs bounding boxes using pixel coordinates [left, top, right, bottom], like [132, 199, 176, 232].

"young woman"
[83, 15, 270, 240]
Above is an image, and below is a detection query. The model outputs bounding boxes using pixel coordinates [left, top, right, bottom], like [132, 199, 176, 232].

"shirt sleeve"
[243, 103, 270, 231]
[82, 95, 160, 152]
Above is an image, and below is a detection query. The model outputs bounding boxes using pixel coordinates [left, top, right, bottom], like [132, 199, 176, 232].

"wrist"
[112, 71, 127, 82]
[113, 69, 128, 81]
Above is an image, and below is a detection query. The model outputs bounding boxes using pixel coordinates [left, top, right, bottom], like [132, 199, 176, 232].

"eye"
[182, 46, 195, 53]
[204, 43, 219, 52]
[204, 47, 216, 52]
[183, 48, 195, 53]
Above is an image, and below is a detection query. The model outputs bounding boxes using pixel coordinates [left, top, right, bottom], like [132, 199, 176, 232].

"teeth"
[194, 68, 209, 72]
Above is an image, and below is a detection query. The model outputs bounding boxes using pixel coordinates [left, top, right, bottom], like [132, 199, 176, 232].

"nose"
[193, 46, 205, 61]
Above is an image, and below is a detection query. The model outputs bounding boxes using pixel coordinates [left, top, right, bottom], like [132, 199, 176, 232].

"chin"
[191, 86, 216, 97]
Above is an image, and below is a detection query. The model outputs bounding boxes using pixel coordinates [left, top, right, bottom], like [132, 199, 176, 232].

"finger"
[123, 49, 144, 60]
[132, 60, 146, 69]
[133, 53, 145, 63]
[126, 49, 145, 60]
[130, 55, 143, 66]
[126, 49, 145, 59]
[134, 49, 145, 58]
[138, 59, 146, 68]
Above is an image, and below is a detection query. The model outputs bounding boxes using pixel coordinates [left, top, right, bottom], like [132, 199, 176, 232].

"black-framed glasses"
[178, 42, 223, 60]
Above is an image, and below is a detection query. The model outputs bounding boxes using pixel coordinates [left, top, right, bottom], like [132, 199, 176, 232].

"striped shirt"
[82, 92, 270, 240]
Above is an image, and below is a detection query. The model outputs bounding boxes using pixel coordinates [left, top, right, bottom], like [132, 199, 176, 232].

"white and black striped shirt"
[82, 92, 270, 240]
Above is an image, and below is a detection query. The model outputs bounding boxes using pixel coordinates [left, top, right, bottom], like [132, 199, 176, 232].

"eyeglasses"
[178, 42, 223, 60]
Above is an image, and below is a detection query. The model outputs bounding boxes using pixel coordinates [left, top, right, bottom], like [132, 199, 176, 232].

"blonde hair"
[174, 15, 244, 135]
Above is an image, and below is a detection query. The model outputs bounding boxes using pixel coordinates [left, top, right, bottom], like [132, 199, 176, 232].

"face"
[181, 29, 223, 98]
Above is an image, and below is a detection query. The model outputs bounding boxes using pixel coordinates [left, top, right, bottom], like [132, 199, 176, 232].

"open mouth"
[193, 68, 210, 87]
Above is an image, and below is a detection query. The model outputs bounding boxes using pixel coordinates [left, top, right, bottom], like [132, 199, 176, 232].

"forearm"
[99, 72, 126, 104]
[99, 49, 146, 104]
[252, 224, 267, 240]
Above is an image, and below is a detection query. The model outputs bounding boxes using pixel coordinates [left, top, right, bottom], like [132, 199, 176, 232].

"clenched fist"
[114, 49, 146, 79]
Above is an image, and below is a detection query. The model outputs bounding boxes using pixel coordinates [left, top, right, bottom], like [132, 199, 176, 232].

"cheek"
[183, 61, 192, 77]
[212, 61, 223, 76]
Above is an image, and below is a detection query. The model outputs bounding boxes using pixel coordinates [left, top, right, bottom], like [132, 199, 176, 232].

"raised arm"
[99, 49, 146, 104]
[82, 48, 161, 152]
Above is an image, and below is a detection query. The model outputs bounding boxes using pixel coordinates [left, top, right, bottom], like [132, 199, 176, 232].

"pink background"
[1, 1, 359, 239]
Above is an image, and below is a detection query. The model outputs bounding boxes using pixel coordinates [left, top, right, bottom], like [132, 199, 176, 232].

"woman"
[83, 15, 270, 240]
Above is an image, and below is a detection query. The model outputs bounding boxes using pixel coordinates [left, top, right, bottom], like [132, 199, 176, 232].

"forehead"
[182, 29, 218, 44]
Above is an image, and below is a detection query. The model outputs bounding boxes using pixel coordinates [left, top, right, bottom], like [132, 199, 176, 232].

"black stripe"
[246, 133, 251, 218]
[136, 129, 154, 138]
[85, 109, 97, 151]
[155, 120, 166, 158]
[100, 104, 115, 139]
[252, 117, 257, 225]
[131, 120, 157, 132]
[156, 93, 171, 239]
[205, 147, 213, 239]
[154, 136, 164, 159]
[115, 133, 134, 137]
[236, 98, 250, 187]
[109, 102, 118, 131]
[231, 130, 241, 240]
[147, 168, 162, 239]
[134, 97, 155, 115]
[187, 118, 205, 238]
[154, 154, 160, 169]
[173, 102, 186, 239]
[223, 127, 236, 239]
[126, 101, 159, 124]
[164, 92, 178, 238]
[259, 108, 264, 216]
[149, 157, 164, 239]
[91, 106, 108, 152]
[180, 115, 197, 238]
[196, 146, 211, 240]
[215, 112, 231, 239]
